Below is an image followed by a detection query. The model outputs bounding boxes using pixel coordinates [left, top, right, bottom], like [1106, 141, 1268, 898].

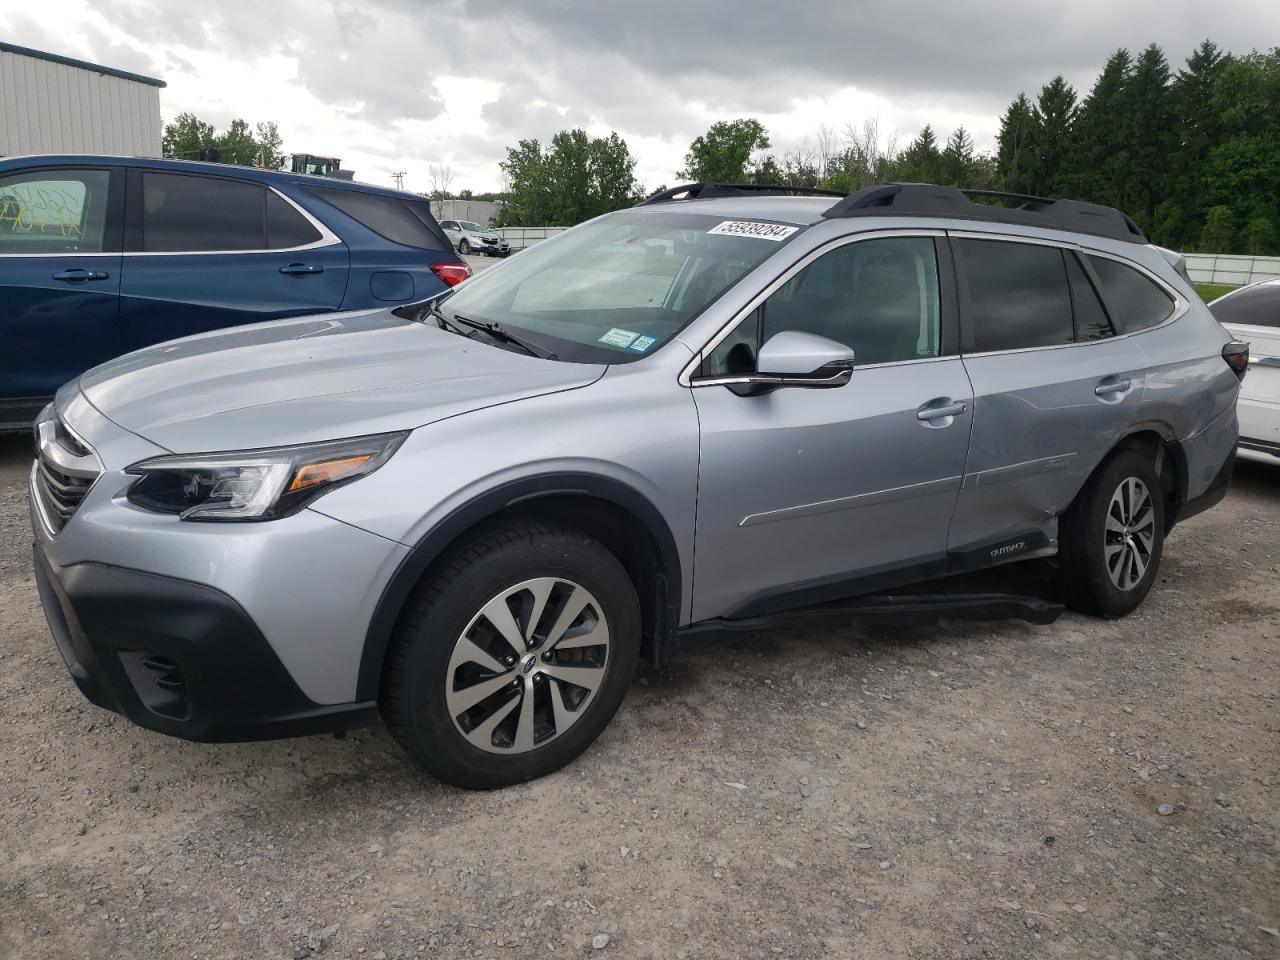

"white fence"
[1183, 254, 1280, 287]
[494, 227, 568, 250]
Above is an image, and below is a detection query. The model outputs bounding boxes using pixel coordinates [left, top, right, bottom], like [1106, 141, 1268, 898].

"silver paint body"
[33, 197, 1241, 706]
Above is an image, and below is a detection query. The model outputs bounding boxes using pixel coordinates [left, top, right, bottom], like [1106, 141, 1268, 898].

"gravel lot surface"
[1, 413, 1277, 958]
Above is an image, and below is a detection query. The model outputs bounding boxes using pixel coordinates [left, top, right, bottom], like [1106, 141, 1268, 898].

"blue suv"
[0, 156, 469, 427]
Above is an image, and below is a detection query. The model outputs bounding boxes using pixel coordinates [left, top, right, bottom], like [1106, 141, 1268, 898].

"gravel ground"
[1, 428, 1277, 959]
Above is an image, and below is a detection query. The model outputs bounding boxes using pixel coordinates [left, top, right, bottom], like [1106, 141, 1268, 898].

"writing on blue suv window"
[437, 208, 795, 363]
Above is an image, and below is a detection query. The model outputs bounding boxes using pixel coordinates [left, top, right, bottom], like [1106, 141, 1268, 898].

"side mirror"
[750, 331, 854, 389]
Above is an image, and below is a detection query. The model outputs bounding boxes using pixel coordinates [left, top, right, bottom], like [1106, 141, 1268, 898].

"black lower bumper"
[33, 545, 377, 742]
[1171, 450, 1235, 527]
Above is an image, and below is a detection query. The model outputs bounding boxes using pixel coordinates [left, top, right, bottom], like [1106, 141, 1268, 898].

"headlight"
[125, 432, 407, 521]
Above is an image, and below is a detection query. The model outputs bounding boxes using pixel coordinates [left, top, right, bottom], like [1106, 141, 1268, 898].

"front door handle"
[1094, 376, 1132, 399]
[916, 398, 967, 424]
[53, 268, 110, 283]
[280, 263, 324, 275]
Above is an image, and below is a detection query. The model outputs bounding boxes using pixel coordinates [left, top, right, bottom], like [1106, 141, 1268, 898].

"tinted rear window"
[266, 191, 322, 248]
[1086, 255, 1175, 332]
[958, 239, 1074, 352]
[142, 172, 264, 252]
[311, 187, 445, 250]
[1065, 251, 1114, 341]
[1210, 284, 1280, 329]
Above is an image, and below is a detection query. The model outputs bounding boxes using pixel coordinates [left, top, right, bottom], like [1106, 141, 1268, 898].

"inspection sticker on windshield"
[598, 327, 640, 348]
[707, 220, 799, 242]
[627, 335, 658, 353]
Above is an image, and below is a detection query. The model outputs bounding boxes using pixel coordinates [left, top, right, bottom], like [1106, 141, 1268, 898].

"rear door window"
[957, 238, 1074, 352]
[1085, 255, 1175, 333]
[265, 191, 322, 249]
[1209, 284, 1280, 328]
[142, 172, 265, 252]
[0, 169, 114, 253]
[1065, 252, 1114, 341]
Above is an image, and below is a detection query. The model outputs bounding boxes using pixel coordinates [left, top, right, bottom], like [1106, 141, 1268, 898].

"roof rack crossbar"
[822, 182, 1147, 244]
[640, 182, 847, 205]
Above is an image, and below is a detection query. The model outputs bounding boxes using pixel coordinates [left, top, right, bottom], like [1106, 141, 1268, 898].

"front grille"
[33, 417, 101, 534]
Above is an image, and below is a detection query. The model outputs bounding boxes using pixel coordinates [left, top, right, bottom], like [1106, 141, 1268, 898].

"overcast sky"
[4, 1, 1274, 194]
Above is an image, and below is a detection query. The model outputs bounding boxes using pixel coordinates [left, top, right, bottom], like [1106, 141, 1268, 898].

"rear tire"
[381, 522, 639, 789]
[1058, 446, 1165, 617]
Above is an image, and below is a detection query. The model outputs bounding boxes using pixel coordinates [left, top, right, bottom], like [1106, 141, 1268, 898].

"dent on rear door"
[951, 336, 1148, 551]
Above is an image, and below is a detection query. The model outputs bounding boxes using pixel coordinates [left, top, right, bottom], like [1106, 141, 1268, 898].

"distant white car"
[1210, 279, 1280, 464]
[439, 219, 510, 257]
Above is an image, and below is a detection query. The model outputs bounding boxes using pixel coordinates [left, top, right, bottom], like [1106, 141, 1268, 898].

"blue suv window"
[143, 172, 264, 252]
[311, 187, 447, 250]
[0, 169, 112, 253]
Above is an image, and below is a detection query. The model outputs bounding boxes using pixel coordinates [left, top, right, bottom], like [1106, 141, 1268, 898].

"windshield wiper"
[426, 302, 475, 339]
[450, 313, 559, 361]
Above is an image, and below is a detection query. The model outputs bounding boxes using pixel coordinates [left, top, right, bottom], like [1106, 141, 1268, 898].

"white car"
[1210, 279, 1280, 464]
[440, 219, 511, 257]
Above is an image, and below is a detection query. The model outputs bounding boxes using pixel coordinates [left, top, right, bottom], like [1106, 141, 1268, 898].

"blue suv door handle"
[53, 268, 110, 283]
[280, 263, 324, 275]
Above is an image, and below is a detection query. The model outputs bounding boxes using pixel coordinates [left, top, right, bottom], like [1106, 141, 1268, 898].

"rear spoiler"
[1149, 245, 1192, 286]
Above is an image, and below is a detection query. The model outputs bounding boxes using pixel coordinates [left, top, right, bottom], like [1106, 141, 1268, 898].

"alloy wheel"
[1104, 477, 1155, 591]
[444, 578, 610, 754]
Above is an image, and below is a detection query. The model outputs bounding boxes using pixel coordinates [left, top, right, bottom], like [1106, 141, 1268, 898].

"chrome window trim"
[946, 229, 1189, 359]
[679, 228, 947, 387]
[0, 184, 340, 258]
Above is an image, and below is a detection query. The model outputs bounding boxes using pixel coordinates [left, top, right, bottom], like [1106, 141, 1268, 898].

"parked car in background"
[0, 155, 469, 428]
[1210, 279, 1280, 463]
[440, 219, 510, 257]
[31, 182, 1241, 789]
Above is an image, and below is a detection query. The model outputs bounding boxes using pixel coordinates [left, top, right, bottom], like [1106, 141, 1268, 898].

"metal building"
[0, 42, 164, 158]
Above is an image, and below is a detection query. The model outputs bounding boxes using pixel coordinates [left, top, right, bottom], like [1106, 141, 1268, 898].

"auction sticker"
[598, 327, 640, 348]
[627, 335, 658, 352]
[707, 220, 799, 242]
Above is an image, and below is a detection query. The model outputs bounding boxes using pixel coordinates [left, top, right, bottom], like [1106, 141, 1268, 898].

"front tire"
[458, 239, 471, 255]
[381, 522, 640, 789]
[1058, 446, 1166, 617]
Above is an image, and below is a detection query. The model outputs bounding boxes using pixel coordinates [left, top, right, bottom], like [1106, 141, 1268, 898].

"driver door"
[688, 232, 974, 621]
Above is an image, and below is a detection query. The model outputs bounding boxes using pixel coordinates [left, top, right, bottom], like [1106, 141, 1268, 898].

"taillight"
[431, 262, 472, 287]
[1222, 341, 1249, 381]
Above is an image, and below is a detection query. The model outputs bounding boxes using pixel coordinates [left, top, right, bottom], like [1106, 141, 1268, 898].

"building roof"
[0, 41, 166, 88]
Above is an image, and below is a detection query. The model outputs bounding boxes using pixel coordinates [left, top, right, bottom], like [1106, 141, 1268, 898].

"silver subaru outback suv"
[31, 182, 1244, 789]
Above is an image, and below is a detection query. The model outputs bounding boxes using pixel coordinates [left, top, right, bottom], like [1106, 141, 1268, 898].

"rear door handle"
[1094, 377, 1132, 398]
[280, 263, 324, 275]
[53, 268, 110, 282]
[916, 398, 967, 423]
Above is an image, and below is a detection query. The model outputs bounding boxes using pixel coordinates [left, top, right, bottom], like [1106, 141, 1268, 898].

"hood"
[76, 309, 603, 453]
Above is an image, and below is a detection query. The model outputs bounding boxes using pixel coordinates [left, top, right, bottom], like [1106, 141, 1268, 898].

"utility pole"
[391, 171, 406, 191]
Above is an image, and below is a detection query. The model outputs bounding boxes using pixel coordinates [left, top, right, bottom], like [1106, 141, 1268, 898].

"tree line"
[496, 40, 1277, 254]
[162, 113, 287, 169]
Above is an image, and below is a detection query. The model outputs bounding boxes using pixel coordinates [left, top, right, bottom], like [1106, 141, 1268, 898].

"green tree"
[679, 118, 771, 182]
[996, 94, 1037, 194]
[498, 129, 641, 226]
[1029, 75, 1078, 196]
[939, 126, 975, 186]
[1164, 41, 1228, 246]
[897, 125, 942, 183]
[255, 121, 286, 169]
[1121, 44, 1175, 232]
[215, 119, 259, 166]
[161, 112, 216, 160]
[1199, 205, 1235, 252]
[1066, 49, 1132, 207]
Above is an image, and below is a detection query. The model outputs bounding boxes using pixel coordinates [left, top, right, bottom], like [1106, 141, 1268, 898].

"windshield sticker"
[627, 335, 658, 353]
[598, 327, 640, 348]
[707, 220, 799, 242]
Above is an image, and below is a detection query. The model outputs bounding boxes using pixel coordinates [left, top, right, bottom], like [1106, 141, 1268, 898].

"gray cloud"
[4, 0, 1276, 191]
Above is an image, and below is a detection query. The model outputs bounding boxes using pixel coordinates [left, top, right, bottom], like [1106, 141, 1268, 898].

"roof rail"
[639, 182, 848, 205]
[822, 183, 1147, 244]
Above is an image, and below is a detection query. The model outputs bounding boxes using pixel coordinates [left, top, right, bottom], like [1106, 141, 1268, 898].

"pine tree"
[1029, 76, 1078, 196]
[898, 125, 942, 183]
[1066, 49, 1132, 207]
[940, 127, 975, 186]
[996, 94, 1037, 194]
[1122, 44, 1175, 232]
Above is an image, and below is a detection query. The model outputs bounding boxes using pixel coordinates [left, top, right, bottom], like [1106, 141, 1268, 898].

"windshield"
[438, 208, 799, 363]
[458, 221, 486, 231]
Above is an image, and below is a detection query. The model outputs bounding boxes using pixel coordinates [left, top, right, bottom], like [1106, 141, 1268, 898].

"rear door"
[119, 169, 349, 351]
[948, 234, 1148, 561]
[0, 166, 124, 414]
[1210, 282, 1280, 453]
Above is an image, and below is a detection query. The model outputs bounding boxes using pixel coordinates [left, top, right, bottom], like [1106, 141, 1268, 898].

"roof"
[0, 41, 165, 88]
[0, 154, 427, 199]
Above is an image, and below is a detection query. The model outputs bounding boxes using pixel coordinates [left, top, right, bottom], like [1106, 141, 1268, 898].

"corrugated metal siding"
[0, 50, 162, 157]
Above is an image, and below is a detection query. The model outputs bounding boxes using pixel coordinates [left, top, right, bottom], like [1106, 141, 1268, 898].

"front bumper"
[33, 544, 378, 742]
